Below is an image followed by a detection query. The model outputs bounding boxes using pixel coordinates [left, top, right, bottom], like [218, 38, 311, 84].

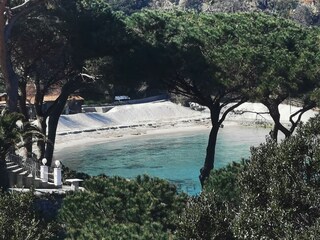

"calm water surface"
[56, 125, 269, 195]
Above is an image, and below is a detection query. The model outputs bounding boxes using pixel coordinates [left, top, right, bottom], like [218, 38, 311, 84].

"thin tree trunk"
[266, 104, 291, 141]
[45, 91, 70, 166]
[44, 114, 60, 166]
[19, 82, 32, 156]
[5, 55, 19, 112]
[0, 157, 9, 191]
[199, 104, 220, 187]
[37, 116, 47, 160]
[19, 82, 29, 119]
[270, 125, 279, 141]
[0, 1, 20, 112]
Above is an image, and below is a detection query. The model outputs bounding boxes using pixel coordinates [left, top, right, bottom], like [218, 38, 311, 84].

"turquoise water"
[57, 125, 269, 195]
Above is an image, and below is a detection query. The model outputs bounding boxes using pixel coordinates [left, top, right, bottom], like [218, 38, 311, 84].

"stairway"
[6, 159, 57, 189]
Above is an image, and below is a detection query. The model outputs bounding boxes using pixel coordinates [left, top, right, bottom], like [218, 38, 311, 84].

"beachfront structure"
[7, 155, 62, 189]
[7, 155, 83, 192]
[26, 83, 84, 118]
[29, 94, 84, 115]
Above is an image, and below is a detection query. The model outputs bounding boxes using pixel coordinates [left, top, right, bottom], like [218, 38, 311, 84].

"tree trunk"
[45, 91, 70, 166]
[19, 82, 29, 119]
[199, 104, 220, 187]
[0, 1, 19, 112]
[0, 157, 9, 191]
[266, 103, 291, 141]
[5, 56, 19, 112]
[270, 125, 279, 141]
[37, 116, 47, 160]
[44, 114, 59, 166]
[19, 82, 33, 155]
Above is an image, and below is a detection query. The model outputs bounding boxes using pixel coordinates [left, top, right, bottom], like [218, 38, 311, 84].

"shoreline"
[54, 118, 269, 156]
[54, 119, 212, 154]
[53, 101, 318, 155]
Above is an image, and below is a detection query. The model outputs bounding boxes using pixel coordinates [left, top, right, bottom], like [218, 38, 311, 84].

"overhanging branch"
[11, 0, 45, 12]
[289, 103, 315, 133]
[218, 98, 247, 125]
[5, 0, 46, 41]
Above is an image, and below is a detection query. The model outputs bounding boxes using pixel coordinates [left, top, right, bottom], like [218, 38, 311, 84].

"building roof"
[68, 95, 84, 101]
[26, 83, 84, 104]
[28, 94, 84, 104]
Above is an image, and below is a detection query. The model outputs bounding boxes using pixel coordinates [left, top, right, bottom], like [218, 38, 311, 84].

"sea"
[57, 125, 270, 195]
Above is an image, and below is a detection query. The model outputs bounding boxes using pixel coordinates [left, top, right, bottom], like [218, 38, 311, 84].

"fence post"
[40, 158, 48, 182]
[54, 160, 62, 187]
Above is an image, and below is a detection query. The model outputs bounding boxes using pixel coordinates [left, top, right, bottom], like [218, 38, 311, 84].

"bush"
[233, 115, 320, 239]
[177, 162, 243, 240]
[178, 115, 320, 239]
[0, 191, 62, 240]
[177, 191, 235, 240]
[59, 175, 187, 239]
[203, 161, 245, 204]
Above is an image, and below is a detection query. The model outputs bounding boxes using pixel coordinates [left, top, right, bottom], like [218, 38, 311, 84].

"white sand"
[57, 100, 209, 133]
[54, 100, 318, 152]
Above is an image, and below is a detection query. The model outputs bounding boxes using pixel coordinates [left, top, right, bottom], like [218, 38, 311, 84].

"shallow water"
[56, 125, 269, 195]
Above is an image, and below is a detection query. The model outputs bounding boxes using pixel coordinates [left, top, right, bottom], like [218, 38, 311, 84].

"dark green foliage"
[61, 0, 129, 64]
[177, 162, 244, 239]
[203, 161, 245, 203]
[178, 115, 320, 239]
[34, 194, 64, 224]
[0, 111, 27, 159]
[233, 115, 320, 239]
[126, 10, 320, 139]
[0, 191, 62, 240]
[66, 0, 150, 100]
[59, 175, 187, 239]
[177, 191, 235, 240]
[127, 11, 320, 100]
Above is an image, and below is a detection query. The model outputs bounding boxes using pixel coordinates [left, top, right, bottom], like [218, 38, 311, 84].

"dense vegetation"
[2, 0, 320, 181]
[123, 10, 320, 184]
[0, 191, 63, 239]
[179, 115, 320, 239]
[59, 175, 186, 239]
[1, 0, 320, 239]
[2, 114, 320, 239]
[0, 175, 187, 239]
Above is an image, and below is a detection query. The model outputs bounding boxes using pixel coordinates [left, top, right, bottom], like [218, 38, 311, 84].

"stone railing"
[7, 154, 62, 188]
[39, 158, 62, 187]
[7, 154, 82, 191]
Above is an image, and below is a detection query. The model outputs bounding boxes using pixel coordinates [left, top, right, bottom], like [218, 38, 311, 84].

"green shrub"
[177, 162, 243, 240]
[233, 115, 320, 239]
[178, 115, 320, 239]
[177, 191, 235, 240]
[204, 161, 245, 204]
[0, 191, 62, 240]
[59, 175, 187, 239]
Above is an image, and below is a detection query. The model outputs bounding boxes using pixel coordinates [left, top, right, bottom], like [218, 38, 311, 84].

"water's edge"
[55, 125, 269, 195]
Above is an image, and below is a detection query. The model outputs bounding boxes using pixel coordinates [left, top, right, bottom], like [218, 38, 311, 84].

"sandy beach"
[54, 100, 318, 153]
